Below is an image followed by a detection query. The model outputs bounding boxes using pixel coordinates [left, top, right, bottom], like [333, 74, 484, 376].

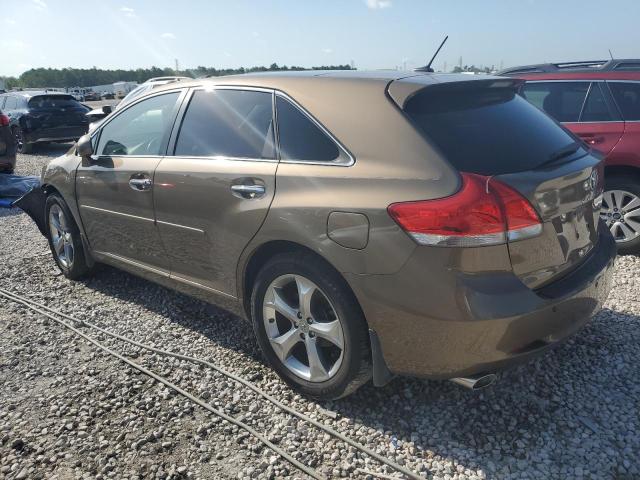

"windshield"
[404, 85, 581, 175]
[28, 95, 86, 110]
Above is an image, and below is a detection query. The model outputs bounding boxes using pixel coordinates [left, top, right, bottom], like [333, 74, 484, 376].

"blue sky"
[2, 0, 640, 77]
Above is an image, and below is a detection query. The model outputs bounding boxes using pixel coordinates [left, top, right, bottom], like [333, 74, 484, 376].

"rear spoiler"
[388, 77, 525, 110]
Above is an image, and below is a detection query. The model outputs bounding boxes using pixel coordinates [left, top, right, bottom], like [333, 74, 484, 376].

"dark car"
[100, 91, 115, 100]
[0, 108, 17, 173]
[28, 71, 615, 399]
[499, 59, 640, 253]
[0, 91, 89, 154]
[83, 91, 100, 101]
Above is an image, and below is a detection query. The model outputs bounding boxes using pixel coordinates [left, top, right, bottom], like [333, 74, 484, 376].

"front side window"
[174, 89, 275, 159]
[608, 82, 640, 120]
[276, 96, 340, 162]
[96, 92, 179, 156]
[521, 82, 590, 122]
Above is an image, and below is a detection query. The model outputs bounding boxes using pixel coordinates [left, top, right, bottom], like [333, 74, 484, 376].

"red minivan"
[500, 59, 640, 254]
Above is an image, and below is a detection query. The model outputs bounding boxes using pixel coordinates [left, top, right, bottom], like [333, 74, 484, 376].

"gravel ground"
[1, 147, 639, 480]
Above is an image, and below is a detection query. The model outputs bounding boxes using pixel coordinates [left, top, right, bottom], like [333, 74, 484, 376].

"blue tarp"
[0, 174, 41, 208]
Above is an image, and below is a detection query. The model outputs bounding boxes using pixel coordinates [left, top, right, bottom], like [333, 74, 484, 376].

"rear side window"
[174, 89, 275, 159]
[521, 82, 589, 122]
[28, 95, 84, 110]
[276, 96, 340, 162]
[404, 85, 578, 175]
[4, 96, 18, 110]
[580, 83, 615, 121]
[608, 82, 640, 120]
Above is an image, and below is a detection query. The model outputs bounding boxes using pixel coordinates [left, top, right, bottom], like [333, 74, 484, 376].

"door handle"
[129, 177, 152, 191]
[230, 184, 266, 199]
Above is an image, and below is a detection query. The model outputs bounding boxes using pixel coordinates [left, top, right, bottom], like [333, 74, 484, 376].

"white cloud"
[120, 6, 136, 17]
[322, 48, 333, 54]
[161, 32, 176, 40]
[5, 18, 17, 25]
[32, 0, 47, 9]
[2, 40, 29, 50]
[365, 0, 392, 9]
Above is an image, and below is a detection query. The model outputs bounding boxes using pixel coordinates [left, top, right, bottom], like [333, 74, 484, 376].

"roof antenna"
[415, 35, 449, 72]
[608, 49, 614, 60]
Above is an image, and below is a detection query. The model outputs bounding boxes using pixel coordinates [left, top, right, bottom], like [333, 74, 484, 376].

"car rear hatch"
[26, 95, 88, 129]
[394, 77, 605, 289]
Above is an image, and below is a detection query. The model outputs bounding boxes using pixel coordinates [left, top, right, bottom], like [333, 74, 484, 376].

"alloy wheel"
[262, 274, 345, 382]
[601, 189, 640, 243]
[49, 204, 74, 268]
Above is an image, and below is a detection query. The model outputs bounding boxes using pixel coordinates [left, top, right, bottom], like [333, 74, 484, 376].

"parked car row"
[499, 59, 640, 254]
[21, 70, 616, 399]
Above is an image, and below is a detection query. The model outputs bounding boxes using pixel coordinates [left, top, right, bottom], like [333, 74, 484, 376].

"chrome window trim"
[274, 90, 355, 167]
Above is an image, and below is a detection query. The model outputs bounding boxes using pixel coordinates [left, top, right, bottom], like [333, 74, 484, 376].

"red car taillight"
[388, 173, 542, 247]
[0, 114, 9, 127]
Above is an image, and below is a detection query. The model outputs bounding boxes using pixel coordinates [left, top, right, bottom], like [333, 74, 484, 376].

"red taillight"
[388, 173, 542, 247]
[0, 114, 9, 127]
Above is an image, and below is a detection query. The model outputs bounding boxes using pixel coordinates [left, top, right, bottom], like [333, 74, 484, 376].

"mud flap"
[13, 187, 48, 237]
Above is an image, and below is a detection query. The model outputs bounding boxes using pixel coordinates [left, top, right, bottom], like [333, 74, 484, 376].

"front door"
[153, 87, 278, 296]
[76, 91, 182, 271]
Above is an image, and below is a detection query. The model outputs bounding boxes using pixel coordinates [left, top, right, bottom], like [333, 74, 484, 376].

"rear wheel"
[45, 194, 94, 279]
[13, 126, 33, 154]
[601, 174, 640, 255]
[251, 252, 371, 399]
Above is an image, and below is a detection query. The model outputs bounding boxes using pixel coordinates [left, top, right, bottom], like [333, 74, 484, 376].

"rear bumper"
[345, 226, 616, 379]
[24, 126, 87, 144]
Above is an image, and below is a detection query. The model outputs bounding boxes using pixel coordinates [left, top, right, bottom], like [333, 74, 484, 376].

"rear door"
[153, 87, 277, 296]
[606, 80, 640, 165]
[76, 90, 183, 272]
[521, 81, 624, 154]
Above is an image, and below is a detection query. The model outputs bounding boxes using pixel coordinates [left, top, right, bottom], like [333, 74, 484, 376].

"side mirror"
[77, 134, 94, 158]
[102, 105, 112, 115]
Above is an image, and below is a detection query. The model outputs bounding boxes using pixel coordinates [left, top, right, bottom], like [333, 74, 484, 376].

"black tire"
[604, 174, 640, 255]
[45, 194, 94, 279]
[251, 251, 372, 400]
[13, 126, 33, 154]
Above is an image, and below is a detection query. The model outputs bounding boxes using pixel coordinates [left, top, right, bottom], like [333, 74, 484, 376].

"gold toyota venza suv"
[29, 71, 616, 399]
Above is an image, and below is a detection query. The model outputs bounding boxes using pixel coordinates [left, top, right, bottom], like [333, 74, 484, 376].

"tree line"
[1, 63, 354, 89]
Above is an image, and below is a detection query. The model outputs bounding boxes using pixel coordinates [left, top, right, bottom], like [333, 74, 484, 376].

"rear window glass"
[404, 85, 578, 175]
[28, 95, 84, 110]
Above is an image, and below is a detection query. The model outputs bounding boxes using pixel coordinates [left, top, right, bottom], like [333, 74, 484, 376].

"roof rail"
[498, 59, 640, 75]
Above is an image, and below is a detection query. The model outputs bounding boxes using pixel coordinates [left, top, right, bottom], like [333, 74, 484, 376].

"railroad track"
[0, 286, 427, 480]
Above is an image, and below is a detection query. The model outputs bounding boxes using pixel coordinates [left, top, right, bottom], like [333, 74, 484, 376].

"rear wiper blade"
[548, 142, 580, 162]
[536, 142, 581, 169]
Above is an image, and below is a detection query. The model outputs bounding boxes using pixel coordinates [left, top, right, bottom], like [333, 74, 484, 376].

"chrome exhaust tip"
[450, 373, 497, 390]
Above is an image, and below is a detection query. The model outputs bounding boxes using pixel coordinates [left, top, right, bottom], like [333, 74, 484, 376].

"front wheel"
[251, 252, 371, 399]
[601, 175, 640, 255]
[45, 194, 94, 279]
